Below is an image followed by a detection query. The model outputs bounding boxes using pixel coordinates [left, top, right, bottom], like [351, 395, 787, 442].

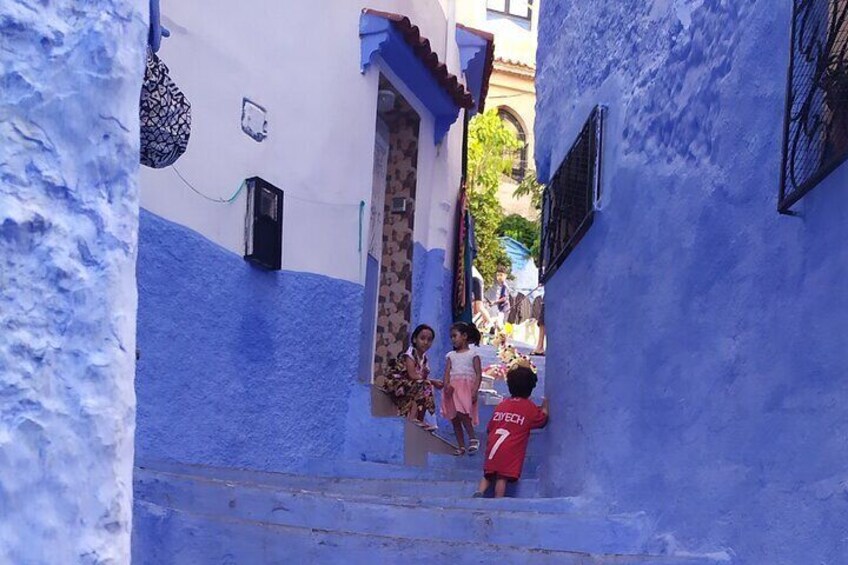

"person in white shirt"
[471, 265, 493, 331]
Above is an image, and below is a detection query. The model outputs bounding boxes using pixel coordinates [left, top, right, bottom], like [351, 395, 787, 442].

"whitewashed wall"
[141, 0, 466, 284]
[456, 0, 540, 65]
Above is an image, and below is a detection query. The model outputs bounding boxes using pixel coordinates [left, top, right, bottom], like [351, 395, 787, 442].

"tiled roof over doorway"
[362, 9, 475, 110]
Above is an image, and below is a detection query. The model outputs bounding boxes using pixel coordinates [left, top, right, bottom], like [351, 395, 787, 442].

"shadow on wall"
[135, 210, 363, 472]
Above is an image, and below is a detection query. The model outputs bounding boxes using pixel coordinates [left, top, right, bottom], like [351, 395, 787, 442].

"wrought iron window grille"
[779, 0, 848, 213]
[539, 105, 605, 283]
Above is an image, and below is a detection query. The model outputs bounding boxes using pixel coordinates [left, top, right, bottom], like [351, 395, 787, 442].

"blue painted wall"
[536, 1, 848, 563]
[136, 210, 363, 471]
[357, 254, 381, 383]
[136, 212, 456, 470]
[412, 243, 455, 379]
[0, 2, 146, 562]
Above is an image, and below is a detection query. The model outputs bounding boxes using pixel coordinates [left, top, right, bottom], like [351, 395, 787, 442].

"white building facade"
[133, 2, 492, 556]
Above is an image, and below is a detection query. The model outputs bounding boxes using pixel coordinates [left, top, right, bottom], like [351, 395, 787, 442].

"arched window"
[498, 108, 528, 181]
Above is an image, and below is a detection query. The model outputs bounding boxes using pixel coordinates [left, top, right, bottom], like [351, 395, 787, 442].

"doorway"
[360, 77, 421, 385]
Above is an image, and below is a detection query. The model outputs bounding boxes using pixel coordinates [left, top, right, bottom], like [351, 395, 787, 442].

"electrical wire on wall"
[169, 165, 368, 280]
[171, 166, 245, 203]
[170, 165, 365, 209]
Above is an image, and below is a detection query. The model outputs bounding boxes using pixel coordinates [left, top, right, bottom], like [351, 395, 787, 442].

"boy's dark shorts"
[484, 472, 518, 483]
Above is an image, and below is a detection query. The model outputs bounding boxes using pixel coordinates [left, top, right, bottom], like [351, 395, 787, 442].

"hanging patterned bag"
[139, 48, 191, 168]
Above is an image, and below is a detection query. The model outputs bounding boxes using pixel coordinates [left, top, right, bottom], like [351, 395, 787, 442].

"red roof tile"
[363, 9, 475, 109]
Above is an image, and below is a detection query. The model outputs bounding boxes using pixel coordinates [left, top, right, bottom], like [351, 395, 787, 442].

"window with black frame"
[779, 0, 848, 213]
[487, 0, 533, 21]
[539, 106, 605, 283]
[244, 177, 284, 270]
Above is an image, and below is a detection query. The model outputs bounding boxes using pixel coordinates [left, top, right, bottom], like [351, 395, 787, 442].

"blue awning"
[360, 10, 474, 144]
[456, 25, 495, 117]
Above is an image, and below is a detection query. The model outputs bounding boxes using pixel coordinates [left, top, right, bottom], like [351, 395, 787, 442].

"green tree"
[498, 213, 540, 260]
[512, 171, 545, 215]
[467, 109, 521, 282]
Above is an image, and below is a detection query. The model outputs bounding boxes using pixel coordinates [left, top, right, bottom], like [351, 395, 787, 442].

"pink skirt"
[441, 375, 479, 426]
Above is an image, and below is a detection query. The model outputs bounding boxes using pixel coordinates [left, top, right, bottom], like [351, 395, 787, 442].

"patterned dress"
[384, 347, 436, 418]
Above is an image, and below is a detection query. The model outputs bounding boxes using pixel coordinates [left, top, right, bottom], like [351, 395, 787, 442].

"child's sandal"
[468, 439, 480, 455]
[452, 447, 466, 457]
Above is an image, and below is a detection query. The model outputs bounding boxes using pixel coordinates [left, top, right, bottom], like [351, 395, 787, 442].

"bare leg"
[534, 324, 546, 354]
[452, 417, 466, 450]
[476, 476, 491, 496]
[494, 478, 508, 498]
[461, 414, 477, 442]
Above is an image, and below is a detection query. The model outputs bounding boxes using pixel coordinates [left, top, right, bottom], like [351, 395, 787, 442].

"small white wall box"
[244, 177, 284, 270]
[241, 98, 268, 142]
[391, 197, 407, 214]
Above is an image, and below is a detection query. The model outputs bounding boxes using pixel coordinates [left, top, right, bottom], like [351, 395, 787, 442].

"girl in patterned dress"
[442, 322, 483, 455]
[385, 324, 443, 430]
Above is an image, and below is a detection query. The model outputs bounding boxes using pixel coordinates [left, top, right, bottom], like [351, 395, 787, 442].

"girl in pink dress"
[442, 322, 483, 456]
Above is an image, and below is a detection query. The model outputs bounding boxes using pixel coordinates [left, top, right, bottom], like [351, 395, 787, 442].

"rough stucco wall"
[536, 1, 848, 563]
[135, 211, 362, 471]
[0, 2, 146, 562]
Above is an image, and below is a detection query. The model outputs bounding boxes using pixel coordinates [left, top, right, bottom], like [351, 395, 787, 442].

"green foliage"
[467, 109, 521, 282]
[513, 171, 545, 215]
[498, 213, 540, 259]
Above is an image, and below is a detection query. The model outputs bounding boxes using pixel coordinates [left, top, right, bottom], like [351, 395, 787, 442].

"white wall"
[141, 0, 466, 284]
[456, 0, 540, 65]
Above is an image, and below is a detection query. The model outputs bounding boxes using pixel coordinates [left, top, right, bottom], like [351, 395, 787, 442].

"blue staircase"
[134, 459, 726, 564]
[132, 345, 730, 563]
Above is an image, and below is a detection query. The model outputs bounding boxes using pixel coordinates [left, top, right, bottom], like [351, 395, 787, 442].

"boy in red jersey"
[474, 366, 549, 498]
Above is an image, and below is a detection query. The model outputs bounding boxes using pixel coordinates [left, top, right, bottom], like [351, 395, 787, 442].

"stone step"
[134, 500, 725, 565]
[136, 460, 539, 498]
[138, 464, 582, 513]
[301, 454, 485, 481]
[428, 451, 543, 476]
[145, 456, 480, 482]
[136, 468, 670, 556]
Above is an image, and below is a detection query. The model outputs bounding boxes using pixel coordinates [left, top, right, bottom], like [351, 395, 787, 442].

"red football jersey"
[483, 397, 548, 480]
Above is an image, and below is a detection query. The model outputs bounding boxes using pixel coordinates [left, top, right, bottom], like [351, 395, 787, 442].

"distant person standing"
[531, 294, 545, 356]
[488, 266, 511, 331]
[471, 265, 493, 330]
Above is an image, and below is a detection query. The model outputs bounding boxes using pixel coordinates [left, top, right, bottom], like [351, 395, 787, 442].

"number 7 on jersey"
[488, 428, 511, 460]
